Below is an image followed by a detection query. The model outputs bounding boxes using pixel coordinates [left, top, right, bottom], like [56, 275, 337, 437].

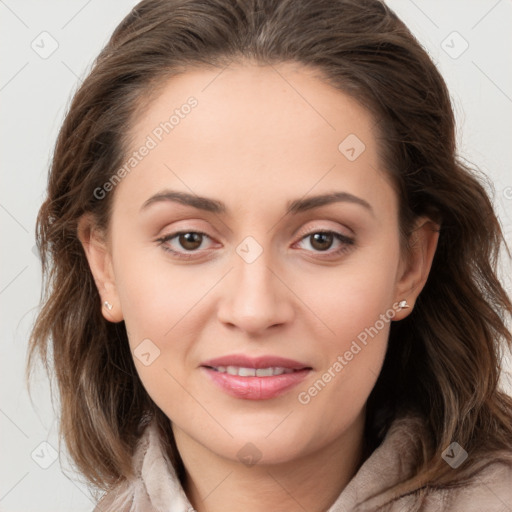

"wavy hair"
[27, 0, 512, 504]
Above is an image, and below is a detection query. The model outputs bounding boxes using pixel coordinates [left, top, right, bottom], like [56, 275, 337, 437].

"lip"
[200, 354, 312, 400]
[201, 354, 310, 370]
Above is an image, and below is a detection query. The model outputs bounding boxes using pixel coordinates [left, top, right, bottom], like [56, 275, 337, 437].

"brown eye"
[157, 231, 214, 259]
[295, 230, 355, 258]
[309, 232, 334, 251]
[178, 232, 203, 250]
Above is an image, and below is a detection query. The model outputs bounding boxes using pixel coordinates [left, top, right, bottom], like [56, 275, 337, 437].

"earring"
[104, 301, 113, 311]
[398, 300, 410, 310]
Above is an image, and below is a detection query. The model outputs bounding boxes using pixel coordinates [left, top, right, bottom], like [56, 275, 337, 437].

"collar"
[96, 413, 428, 512]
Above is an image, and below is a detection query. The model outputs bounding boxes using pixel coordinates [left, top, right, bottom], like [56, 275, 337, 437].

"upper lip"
[201, 354, 311, 370]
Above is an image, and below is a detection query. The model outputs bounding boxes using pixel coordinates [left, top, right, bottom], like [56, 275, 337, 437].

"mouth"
[205, 365, 301, 377]
[200, 354, 312, 400]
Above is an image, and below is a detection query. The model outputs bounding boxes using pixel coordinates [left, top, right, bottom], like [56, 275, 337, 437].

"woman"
[27, 0, 512, 510]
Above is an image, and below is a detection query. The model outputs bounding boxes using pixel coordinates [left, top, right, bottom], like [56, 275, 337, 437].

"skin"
[79, 61, 439, 512]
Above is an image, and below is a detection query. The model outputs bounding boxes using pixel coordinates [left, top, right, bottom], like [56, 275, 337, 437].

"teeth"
[256, 368, 273, 377]
[226, 365, 239, 375]
[212, 366, 295, 377]
[238, 367, 256, 377]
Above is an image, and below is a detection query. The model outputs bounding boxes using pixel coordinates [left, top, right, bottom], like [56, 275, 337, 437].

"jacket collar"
[96, 414, 427, 512]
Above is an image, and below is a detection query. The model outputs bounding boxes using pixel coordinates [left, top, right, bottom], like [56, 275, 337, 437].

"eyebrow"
[140, 190, 374, 216]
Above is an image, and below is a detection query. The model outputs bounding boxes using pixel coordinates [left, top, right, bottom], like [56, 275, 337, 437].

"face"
[82, 62, 433, 466]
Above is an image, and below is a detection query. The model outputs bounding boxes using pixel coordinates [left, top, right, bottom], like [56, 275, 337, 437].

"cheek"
[301, 269, 394, 390]
[113, 256, 198, 418]
[111, 244, 216, 399]
[303, 243, 400, 343]
[114, 243, 201, 339]
[292, 242, 399, 420]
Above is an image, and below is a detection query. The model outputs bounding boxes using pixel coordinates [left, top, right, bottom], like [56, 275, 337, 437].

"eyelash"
[156, 229, 355, 261]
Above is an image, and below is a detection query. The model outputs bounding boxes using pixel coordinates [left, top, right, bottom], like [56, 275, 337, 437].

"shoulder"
[92, 485, 134, 512]
[392, 459, 512, 512]
[367, 459, 512, 512]
[355, 413, 512, 512]
[435, 459, 512, 511]
[387, 414, 512, 510]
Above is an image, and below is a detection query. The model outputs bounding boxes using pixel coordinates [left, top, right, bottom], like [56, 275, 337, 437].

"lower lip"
[201, 367, 311, 400]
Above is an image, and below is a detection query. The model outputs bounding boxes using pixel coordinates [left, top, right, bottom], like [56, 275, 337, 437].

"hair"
[27, 0, 512, 506]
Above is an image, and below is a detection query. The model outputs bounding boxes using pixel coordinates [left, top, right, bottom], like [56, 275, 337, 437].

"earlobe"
[77, 214, 124, 323]
[393, 217, 440, 320]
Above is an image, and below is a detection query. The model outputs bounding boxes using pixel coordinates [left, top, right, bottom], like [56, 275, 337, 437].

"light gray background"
[1, 1, 511, 511]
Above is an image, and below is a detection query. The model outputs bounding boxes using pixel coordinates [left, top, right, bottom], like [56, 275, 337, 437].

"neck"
[173, 411, 366, 512]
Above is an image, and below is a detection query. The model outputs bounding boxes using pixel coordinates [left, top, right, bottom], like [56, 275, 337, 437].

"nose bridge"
[236, 236, 274, 295]
[217, 233, 293, 333]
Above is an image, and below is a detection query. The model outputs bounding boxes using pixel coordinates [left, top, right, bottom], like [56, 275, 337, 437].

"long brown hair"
[27, 0, 512, 504]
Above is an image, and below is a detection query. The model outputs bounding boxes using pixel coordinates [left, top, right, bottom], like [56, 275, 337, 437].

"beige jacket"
[94, 415, 512, 511]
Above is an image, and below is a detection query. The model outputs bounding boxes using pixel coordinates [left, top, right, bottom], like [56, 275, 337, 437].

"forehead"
[113, 62, 396, 220]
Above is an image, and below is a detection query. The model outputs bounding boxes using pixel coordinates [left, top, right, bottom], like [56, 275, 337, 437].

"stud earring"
[398, 300, 410, 310]
[104, 301, 113, 311]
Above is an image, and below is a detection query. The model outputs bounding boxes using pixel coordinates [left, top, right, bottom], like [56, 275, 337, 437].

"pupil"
[311, 232, 332, 251]
[180, 232, 201, 250]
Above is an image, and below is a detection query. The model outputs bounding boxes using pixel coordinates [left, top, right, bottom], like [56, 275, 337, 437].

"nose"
[217, 243, 295, 335]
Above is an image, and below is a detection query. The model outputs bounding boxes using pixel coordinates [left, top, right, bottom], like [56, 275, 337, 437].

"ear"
[77, 213, 124, 323]
[393, 216, 440, 320]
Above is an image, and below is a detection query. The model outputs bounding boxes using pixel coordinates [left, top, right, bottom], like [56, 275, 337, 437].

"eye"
[295, 230, 355, 257]
[156, 231, 214, 259]
[156, 229, 355, 261]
